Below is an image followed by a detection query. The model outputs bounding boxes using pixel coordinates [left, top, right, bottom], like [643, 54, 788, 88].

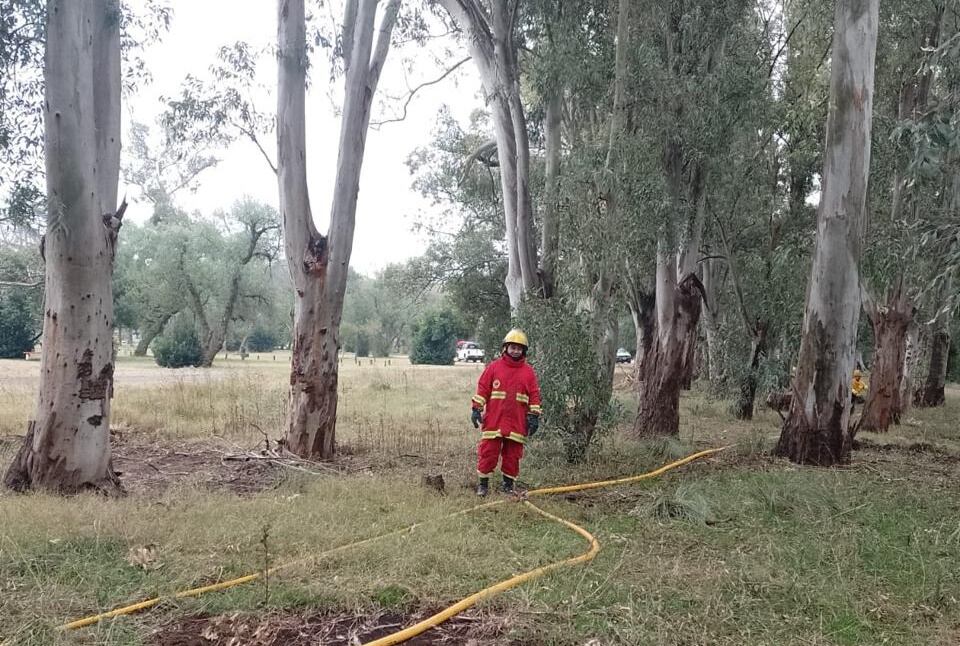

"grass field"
[1, 355, 959, 645]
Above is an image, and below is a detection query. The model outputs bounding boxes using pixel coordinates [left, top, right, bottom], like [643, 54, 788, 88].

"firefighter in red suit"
[470, 329, 542, 496]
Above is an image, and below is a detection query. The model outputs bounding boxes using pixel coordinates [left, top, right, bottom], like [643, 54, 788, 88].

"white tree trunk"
[539, 88, 562, 298]
[4, 0, 123, 493]
[775, 0, 879, 465]
[277, 0, 399, 459]
[438, 0, 540, 312]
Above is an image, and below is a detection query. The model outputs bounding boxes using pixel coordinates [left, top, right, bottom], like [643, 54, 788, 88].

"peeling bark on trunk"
[859, 282, 912, 431]
[277, 0, 399, 459]
[775, 0, 878, 466]
[633, 258, 704, 437]
[4, 0, 124, 493]
[626, 287, 655, 379]
[734, 323, 768, 421]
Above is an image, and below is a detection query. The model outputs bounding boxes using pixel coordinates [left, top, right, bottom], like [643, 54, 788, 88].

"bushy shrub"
[0, 289, 38, 359]
[246, 326, 279, 352]
[410, 308, 463, 365]
[517, 298, 621, 463]
[153, 317, 202, 368]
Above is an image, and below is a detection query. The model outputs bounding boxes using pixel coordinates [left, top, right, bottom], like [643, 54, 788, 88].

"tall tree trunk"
[775, 0, 879, 466]
[734, 323, 768, 420]
[626, 285, 655, 378]
[633, 248, 704, 437]
[277, 0, 399, 459]
[677, 167, 706, 389]
[897, 321, 920, 416]
[916, 329, 950, 407]
[439, 0, 540, 312]
[539, 87, 561, 299]
[916, 278, 953, 407]
[4, 0, 123, 493]
[858, 280, 912, 431]
[700, 254, 724, 384]
[135, 309, 176, 356]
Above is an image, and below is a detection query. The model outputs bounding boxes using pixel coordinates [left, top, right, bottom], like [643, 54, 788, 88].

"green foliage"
[341, 266, 419, 357]
[0, 287, 37, 358]
[0, 246, 42, 358]
[405, 109, 511, 347]
[517, 299, 619, 462]
[152, 315, 202, 368]
[246, 326, 279, 353]
[409, 308, 464, 365]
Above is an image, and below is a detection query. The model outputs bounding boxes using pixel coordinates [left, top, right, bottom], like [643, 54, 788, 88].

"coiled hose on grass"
[54, 447, 725, 643]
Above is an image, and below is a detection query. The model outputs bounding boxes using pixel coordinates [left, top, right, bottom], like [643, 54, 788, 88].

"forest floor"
[1, 355, 958, 645]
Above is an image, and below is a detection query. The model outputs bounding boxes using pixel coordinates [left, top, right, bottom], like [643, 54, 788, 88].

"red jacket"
[472, 356, 541, 443]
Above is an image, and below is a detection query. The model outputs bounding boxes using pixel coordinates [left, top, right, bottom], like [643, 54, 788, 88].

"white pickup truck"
[456, 341, 485, 363]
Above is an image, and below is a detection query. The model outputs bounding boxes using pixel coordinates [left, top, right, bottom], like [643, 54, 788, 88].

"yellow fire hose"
[54, 447, 725, 642]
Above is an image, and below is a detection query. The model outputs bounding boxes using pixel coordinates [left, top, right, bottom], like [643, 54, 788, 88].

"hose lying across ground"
[57, 447, 726, 643]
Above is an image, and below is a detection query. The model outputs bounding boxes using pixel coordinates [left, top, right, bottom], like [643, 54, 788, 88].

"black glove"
[526, 414, 539, 437]
[471, 408, 482, 429]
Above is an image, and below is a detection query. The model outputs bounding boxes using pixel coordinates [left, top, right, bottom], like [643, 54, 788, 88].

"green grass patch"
[1, 360, 959, 645]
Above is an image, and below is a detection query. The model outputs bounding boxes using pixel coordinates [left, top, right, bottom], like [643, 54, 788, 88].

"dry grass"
[1, 357, 959, 645]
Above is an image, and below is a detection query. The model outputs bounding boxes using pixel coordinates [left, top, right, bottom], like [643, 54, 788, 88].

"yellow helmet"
[853, 369, 862, 378]
[502, 328, 528, 349]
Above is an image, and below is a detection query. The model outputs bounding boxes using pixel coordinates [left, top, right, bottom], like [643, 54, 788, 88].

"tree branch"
[368, 0, 402, 90]
[234, 121, 278, 175]
[372, 56, 471, 128]
[342, 0, 359, 71]
[0, 280, 42, 288]
[708, 198, 754, 335]
[458, 138, 498, 183]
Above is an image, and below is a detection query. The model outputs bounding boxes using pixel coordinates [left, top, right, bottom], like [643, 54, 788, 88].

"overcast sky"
[122, 0, 482, 275]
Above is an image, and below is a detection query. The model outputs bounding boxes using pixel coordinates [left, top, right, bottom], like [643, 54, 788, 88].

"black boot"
[501, 475, 515, 494]
[476, 477, 489, 497]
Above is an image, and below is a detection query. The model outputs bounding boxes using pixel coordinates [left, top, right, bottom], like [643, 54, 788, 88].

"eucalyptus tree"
[618, 0, 757, 437]
[436, 0, 541, 310]
[775, 0, 880, 465]
[858, 1, 951, 430]
[700, 0, 831, 419]
[4, 0, 126, 493]
[277, 0, 402, 459]
[902, 17, 960, 408]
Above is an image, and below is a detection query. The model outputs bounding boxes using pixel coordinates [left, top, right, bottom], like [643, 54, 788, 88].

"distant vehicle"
[616, 348, 632, 364]
[457, 341, 485, 363]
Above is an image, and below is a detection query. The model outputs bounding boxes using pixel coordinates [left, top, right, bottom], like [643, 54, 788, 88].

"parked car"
[457, 342, 485, 363]
[616, 348, 632, 364]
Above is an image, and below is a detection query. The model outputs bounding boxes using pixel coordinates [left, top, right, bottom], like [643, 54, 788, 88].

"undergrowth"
[1, 357, 958, 645]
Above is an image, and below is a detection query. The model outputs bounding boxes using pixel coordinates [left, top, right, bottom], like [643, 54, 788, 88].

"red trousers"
[477, 437, 525, 479]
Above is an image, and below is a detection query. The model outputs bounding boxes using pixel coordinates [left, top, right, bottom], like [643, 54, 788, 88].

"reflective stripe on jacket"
[471, 355, 541, 440]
